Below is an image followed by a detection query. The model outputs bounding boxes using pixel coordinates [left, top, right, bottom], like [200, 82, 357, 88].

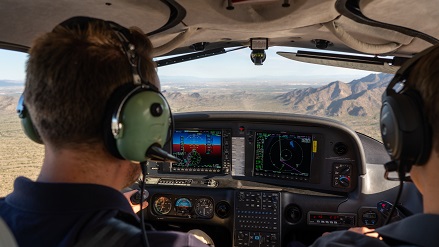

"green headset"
[17, 16, 178, 163]
[16, 94, 43, 144]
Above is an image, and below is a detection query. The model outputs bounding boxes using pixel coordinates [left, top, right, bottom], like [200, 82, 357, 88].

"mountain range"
[161, 72, 393, 118]
[0, 80, 24, 87]
[0, 74, 393, 118]
[275, 73, 393, 117]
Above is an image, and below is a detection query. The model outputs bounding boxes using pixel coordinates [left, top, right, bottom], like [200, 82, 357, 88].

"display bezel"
[253, 130, 315, 181]
[170, 129, 224, 173]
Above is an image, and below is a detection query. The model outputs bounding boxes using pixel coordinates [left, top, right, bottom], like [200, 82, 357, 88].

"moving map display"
[254, 132, 313, 178]
[172, 129, 222, 171]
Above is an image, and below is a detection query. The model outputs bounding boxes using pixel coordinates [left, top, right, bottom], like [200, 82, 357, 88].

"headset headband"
[385, 45, 437, 97]
[56, 16, 159, 91]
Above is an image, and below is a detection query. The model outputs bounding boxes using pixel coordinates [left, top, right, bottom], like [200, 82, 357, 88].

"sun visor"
[277, 51, 403, 73]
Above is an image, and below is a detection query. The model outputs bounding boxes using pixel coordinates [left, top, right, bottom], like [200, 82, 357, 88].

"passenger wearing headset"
[310, 44, 439, 246]
[0, 17, 209, 247]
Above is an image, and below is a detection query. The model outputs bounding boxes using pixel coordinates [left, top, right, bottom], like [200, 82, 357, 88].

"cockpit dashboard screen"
[172, 129, 223, 172]
[254, 132, 314, 180]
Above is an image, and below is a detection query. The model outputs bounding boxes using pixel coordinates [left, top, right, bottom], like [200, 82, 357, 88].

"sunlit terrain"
[0, 73, 385, 196]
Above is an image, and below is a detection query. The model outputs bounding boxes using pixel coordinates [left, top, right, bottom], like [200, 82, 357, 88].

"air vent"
[334, 142, 348, 155]
[215, 201, 231, 219]
[285, 204, 302, 224]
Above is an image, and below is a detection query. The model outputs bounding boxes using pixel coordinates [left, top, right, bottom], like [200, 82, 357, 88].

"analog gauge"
[175, 198, 193, 214]
[153, 196, 172, 215]
[195, 198, 214, 218]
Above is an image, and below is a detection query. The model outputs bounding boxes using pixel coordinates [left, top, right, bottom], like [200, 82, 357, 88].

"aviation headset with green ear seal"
[16, 94, 42, 144]
[380, 45, 436, 177]
[17, 16, 174, 163]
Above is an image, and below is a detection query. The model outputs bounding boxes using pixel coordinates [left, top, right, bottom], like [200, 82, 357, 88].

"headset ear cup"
[380, 99, 401, 160]
[103, 84, 137, 160]
[115, 91, 171, 162]
[20, 115, 43, 144]
[103, 84, 171, 162]
[380, 90, 431, 171]
[16, 95, 43, 144]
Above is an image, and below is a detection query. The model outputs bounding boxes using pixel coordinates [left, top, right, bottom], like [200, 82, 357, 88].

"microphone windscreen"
[146, 145, 180, 163]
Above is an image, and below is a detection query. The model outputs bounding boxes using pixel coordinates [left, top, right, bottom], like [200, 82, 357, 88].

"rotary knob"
[339, 176, 350, 187]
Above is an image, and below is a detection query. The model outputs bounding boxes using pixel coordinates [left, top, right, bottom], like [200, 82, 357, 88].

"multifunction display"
[172, 129, 224, 173]
[254, 132, 314, 180]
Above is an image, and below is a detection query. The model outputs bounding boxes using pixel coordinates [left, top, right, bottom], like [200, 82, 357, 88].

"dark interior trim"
[0, 42, 29, 53]
[146, 0, 187, 36]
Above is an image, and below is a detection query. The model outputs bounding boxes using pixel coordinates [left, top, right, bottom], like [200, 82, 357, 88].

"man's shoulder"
[310, 230, 389, 247]
[74, 217, 140, 247]
[311, 214, 439, 247]
[76, 215, 208, 247]
[376, 214, 439, 247]
[145, 230, 209, 247]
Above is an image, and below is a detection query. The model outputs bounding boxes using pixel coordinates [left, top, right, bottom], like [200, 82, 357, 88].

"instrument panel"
[156, 112, 364, 194]
[142, 112, 419, 247]
[152, 194, 215, 219]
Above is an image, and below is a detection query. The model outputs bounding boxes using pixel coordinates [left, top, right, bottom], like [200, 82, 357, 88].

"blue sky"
[0, 47, 374, 84]
[0, 49, 28, 81]
[157, 47, 374, 84]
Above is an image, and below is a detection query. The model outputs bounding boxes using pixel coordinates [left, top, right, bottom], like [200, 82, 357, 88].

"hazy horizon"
[1, 47, 375, 85]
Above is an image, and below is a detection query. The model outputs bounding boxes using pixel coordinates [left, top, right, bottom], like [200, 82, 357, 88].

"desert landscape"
[0, 73, 388, 197]
[0, 94, 44, 197]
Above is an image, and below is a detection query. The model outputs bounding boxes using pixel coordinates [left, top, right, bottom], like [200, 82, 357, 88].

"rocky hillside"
[0, 95, 19, 113]
[0, 74, 394, 118]
[275, 73, 393, 117]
